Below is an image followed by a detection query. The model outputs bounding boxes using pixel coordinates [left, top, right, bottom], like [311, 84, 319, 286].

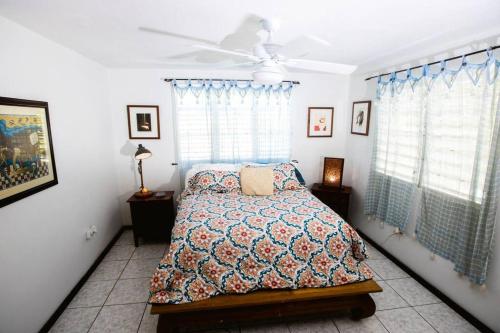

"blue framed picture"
[0, 97, 58, 208]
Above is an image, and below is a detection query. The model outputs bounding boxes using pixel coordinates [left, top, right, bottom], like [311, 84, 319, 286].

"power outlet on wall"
[85, 225, 98, 240]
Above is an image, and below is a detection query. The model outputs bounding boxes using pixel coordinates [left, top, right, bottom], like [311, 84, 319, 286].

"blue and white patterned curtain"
[365, 49, 500, 284]
[171, 80, 295, 180]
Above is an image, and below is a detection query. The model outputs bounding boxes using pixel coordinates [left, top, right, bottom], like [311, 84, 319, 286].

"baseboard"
[39, 225, 131, 333]
[356, 229, 493, 333]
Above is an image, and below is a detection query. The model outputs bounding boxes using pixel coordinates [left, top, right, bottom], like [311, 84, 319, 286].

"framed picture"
[351, 101, 371, 136]
[0, 97, 58, 208]
[307, 107, 334, 137]
[127, 105, 160, 139]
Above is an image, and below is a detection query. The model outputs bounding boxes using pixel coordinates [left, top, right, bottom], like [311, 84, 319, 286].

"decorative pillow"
[240, 166, 274, 196]
[188, 170, 241, 193]
[272, 162, 302, 191]
[184, 163, 240, 187]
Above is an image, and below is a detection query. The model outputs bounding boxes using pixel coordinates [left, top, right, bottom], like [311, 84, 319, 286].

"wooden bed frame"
[151, 279, 382, 333]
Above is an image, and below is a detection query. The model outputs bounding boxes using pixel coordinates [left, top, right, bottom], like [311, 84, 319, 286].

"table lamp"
[322, 157, 344, 188]
[134, 144, 153, 198]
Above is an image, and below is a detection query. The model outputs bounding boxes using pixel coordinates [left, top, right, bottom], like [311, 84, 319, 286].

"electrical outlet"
[85, 225, 98, 240]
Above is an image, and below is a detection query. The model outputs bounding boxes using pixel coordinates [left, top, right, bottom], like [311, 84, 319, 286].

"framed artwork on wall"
[307, 107, 334, 137]
[0, 96, 58, 208]
[351, 101, 371, 136]
[127, 105, 160, 139]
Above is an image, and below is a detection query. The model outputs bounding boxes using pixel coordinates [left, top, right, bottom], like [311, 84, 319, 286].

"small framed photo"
[0, 96, 58, 208]
[307, 107, 334, 137]
[127, 105, 160, 139]
[351, 101, 371, 136]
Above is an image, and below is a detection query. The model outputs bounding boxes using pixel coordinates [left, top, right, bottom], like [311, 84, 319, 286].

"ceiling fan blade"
[132, 58, 256, 69]
[303, 34, 331, 47]
[193, 44, 259, 61]
[284, 59, 357, 75]
[139, 27, 219, 46]
[278, 35, 331, 59]
[218, 61, 256, 69]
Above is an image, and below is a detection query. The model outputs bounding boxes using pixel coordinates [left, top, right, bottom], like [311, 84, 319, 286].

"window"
[374, 71, 497, 203]
[172, 81, 294, 173]
[366, 54, 500, 285]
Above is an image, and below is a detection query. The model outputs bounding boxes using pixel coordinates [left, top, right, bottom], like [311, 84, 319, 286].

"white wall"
[0, 17, 121, 333]
[343, 72, 500, 332]
[107, 69, 350, 225]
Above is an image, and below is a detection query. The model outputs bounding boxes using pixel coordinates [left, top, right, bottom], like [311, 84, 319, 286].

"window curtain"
[365, 51, 500, 284]
[171, 80, 295, 180]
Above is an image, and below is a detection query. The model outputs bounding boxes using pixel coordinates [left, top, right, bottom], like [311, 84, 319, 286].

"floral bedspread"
[149, 188, 373, 304]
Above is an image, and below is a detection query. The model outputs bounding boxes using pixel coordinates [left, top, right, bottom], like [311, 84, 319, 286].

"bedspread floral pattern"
[188, 170, 241, 193]
[149, 188, 373, 304]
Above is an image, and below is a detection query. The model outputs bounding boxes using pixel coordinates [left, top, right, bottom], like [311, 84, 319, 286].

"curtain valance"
[172, 79, 295, 102]
[376, 49, 500, 98]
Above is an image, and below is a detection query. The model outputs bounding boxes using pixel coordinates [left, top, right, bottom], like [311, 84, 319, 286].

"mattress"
[149, 187, 373, 304]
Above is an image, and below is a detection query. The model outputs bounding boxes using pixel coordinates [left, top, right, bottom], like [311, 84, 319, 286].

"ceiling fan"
[140, 17, 357, 84]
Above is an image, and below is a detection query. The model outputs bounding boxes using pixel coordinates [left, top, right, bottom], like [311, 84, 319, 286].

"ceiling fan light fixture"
[252, 65, 283, 85]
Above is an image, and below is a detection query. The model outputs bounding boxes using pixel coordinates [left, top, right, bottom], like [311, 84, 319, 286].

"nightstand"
[311, 183, 351, 222]
[127, 191, 175, 247]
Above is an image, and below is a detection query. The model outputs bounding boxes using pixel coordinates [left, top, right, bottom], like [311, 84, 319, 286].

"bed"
[149, 164, 381, 332]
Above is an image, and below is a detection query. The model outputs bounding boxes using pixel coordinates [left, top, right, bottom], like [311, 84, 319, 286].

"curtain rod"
[164, 78, 300, 85]
[365, 45, 499, 81]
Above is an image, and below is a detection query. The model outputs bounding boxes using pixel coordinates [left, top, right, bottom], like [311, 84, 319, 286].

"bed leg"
[157, 314, 179, 333]
[350, 294, 376, 320]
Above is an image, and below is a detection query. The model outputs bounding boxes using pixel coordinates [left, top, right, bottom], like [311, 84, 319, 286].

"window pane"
[375, 84, 423, 183]
[421, 72, 494, 202]
[174, 88, 292, 168]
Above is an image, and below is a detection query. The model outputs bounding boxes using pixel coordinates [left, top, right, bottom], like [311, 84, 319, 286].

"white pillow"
[184, 163, 241, 187]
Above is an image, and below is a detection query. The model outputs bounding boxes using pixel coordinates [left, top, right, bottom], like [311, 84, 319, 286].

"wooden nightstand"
[127, 191, 175, 247]
[311, 183, 351, 221]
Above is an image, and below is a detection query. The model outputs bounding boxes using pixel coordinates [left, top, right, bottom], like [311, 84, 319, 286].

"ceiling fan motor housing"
[252, 62, 284, 85]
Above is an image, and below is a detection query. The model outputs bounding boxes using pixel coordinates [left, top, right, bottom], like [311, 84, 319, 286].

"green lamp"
[134, 144, 153, 198]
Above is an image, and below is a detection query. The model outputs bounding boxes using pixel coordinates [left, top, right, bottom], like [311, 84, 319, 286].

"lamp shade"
[134, 144, 152, 160]
[322, 157, 344, 188]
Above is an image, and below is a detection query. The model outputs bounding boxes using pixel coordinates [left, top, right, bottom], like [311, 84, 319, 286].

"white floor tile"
[89, 303, 146, 333]
[414, 303, 479, 333]
[103, 245, 136, 261]
[115, 230, 135, 245]
[334, 315, 388, 333]
[371, 281, 409, 310]
[88, 260, 127, 281]
[138, 304, 159, 333]
[376, 308, 436, 333]
[121, 258, 160, 279]
[105, 278, 150, 305]
[49, 307, 100, 333]
[68, 280, 116, 308]
[366, 259, 409, 280]
[132, 244, 167, 259]
[386, 278, 440, 306]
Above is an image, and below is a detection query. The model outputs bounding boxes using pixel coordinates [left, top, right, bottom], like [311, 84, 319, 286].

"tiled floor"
[49, 230, 480, 333]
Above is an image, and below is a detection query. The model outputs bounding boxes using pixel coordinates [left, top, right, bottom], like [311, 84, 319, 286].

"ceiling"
[1, 0, 499, 74]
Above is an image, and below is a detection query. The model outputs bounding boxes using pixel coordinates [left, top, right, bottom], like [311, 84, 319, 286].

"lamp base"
[134, 187, 153, 198]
